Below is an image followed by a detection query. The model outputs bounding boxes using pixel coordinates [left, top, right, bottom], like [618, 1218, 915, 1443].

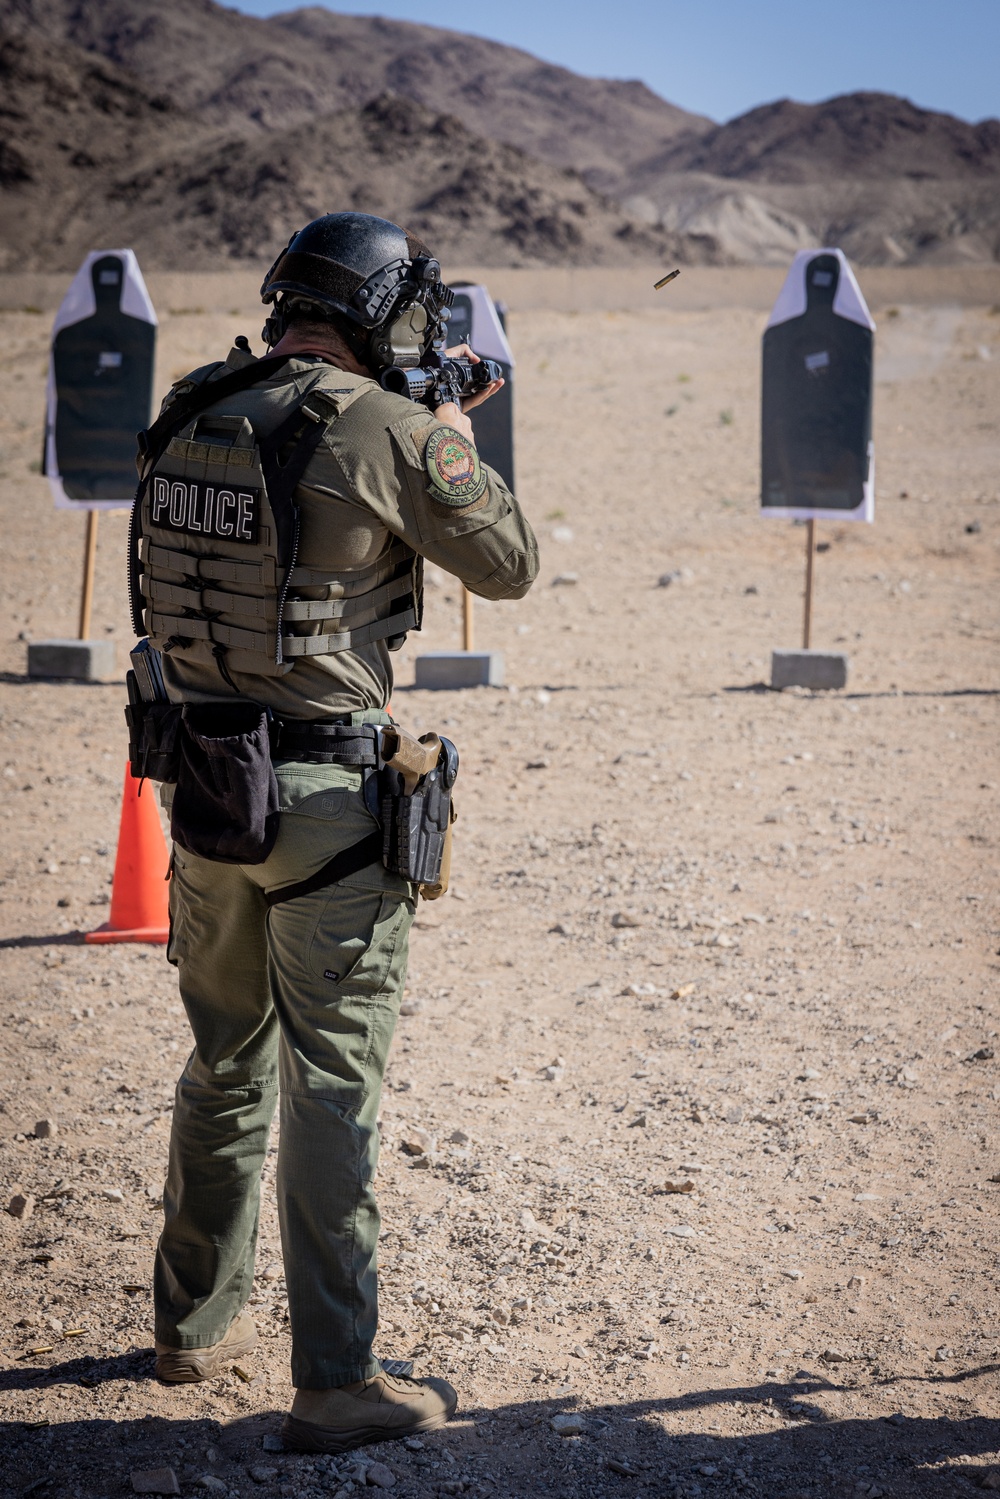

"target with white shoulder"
[44, 249, 157, 508]
[761, 248, 874, 523]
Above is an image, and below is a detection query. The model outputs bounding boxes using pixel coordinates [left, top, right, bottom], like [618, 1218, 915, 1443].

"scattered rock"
[448, 1129, 470, 1145]
[665, 1225, 695, 1238]
[260, 1263, 283, 1281]
[606, 1457, 639, 1476]
[551, 526, 574, 543]
[33, 1119, 57, 1140]
[100, 1187, 124, 1202]
[248, 1467, 277, 1483]
[671, 983, 695, 999]
[968, 1047, 995, 1061]
[979, 1469, 1000, 1491]
[611, 910, 642, 928]
[131, 1470, 180, 1496]
[821, 1348, 850, 1364]
[628, 1112, 647, 1128]
[400, 1128, 434, 1157]
[7, 1192, 35, 1220]
[261, 1435, 284, 1453]
[366, 1462, 397, 1487]
[550, 1412, 586, 1436]
[782, 1269, 804, 1280]
[552, 573, 578, 586]
[933, 1346, 951, 1362]
[198, 1476, 226, 1492]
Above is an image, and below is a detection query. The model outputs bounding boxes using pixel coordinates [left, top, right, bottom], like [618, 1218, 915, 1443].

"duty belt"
[271, 719, 379, 766]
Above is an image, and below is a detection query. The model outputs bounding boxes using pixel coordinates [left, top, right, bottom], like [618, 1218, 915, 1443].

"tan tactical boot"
[281, 1370, 458, 1453]
[154, 1311, 258, 1383]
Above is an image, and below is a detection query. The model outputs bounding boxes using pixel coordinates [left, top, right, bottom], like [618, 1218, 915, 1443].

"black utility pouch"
[171, 702, 279, 865]
[381, 737, 459, 886]
[125, 694, 183, 784]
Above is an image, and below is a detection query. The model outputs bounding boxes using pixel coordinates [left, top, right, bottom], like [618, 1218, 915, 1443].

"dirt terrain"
[0, 268, 998, 1499]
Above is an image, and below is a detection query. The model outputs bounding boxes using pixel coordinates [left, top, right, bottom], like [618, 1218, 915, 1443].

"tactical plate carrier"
[131, 357, 422, 680]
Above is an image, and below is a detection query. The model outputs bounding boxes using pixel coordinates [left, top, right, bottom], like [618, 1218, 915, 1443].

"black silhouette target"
[761, 250, 874, 521]
[447, 283, 515, 493]
[45, 251, 157, 507]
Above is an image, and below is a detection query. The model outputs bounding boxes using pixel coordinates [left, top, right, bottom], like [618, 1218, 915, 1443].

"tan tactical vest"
[136, 373, 421, 678]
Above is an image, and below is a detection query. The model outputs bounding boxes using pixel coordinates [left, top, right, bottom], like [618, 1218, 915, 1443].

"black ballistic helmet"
[260, 212, 453, 368]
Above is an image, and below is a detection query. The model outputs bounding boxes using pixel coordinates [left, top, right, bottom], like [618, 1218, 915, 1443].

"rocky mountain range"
[1, 0, 997, 270]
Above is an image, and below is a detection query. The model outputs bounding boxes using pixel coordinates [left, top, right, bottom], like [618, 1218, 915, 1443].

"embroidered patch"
[424, 425, 486, 505]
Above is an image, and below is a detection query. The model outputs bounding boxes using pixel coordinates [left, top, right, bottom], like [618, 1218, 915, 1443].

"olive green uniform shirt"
[154, 344, 538, 718]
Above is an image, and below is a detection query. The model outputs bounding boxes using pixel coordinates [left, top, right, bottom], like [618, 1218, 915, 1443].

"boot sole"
[155, 1328, 258, 1384]
[280, 1404, 454, 1455]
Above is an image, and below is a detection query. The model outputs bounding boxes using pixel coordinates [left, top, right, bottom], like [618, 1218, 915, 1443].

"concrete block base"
[27, 638, 115, 682]
[771, 649, 848, 691]
[414, 651, 505, 690]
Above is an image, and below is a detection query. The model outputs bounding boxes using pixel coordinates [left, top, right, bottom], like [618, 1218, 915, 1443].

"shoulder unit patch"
[424, 424, 487, 505]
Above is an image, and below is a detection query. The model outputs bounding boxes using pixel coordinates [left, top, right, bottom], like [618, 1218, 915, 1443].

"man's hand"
[434, 401, 476, 441]
[444, 343, 505, 412]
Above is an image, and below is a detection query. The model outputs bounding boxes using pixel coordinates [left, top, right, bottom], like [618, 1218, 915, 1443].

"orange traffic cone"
[85, 764, 170, 944]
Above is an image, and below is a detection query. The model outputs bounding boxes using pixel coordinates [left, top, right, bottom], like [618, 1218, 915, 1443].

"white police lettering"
[237, 492, 254, 541]
[152, 476, 169, 524]
[149, 478, 259, 543]
[217, 490, 236, 536]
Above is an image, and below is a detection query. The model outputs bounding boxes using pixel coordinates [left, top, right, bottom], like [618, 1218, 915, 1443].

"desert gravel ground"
[0, 272, 998, 1499]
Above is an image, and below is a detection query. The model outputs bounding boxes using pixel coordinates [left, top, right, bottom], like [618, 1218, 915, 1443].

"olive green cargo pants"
[154, 747, 414, 1389]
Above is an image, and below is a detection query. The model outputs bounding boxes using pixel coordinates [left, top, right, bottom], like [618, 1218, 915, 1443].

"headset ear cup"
[261, 311, 284, 348]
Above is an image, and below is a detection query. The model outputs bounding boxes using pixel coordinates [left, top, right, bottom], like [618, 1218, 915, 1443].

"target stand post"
[414, 588, 505, 690]
[27, 509, 116, 681]
[770, 520, 848, 690]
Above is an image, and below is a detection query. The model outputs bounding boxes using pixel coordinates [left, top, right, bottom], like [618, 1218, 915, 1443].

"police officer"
[134, 213, 538, 1452]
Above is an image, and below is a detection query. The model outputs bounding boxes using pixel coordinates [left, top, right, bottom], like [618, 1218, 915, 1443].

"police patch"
[424, 425, 486, 505]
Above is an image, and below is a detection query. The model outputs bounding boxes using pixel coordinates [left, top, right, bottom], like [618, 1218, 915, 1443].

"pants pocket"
[308, 887, 411, 994]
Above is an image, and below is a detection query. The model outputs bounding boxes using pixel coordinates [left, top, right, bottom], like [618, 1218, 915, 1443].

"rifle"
[380, 355, 503, 411]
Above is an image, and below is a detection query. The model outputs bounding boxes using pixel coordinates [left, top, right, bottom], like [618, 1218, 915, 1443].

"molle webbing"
[129, 354, 295, 635]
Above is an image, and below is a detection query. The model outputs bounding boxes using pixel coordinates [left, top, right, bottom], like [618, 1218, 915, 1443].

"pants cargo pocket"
[308, 888, 409, 993]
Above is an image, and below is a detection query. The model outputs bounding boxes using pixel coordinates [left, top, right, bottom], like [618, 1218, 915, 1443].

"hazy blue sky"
[230, 0, 998, 124]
